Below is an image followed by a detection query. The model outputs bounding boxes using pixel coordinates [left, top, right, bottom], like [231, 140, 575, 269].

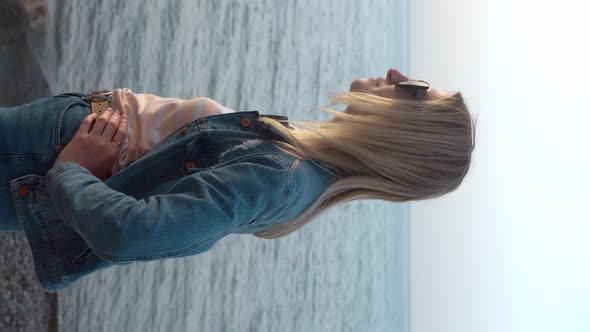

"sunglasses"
[397, 80, 430, 100]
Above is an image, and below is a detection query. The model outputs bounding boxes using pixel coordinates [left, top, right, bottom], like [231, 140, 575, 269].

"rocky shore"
[0, 0, 57, 331]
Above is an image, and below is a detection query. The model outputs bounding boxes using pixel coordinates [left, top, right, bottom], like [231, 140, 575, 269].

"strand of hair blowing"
[253, 91, 477, 239]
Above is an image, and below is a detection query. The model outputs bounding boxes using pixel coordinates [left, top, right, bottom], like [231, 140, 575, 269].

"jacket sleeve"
[45, 155, 290, 262]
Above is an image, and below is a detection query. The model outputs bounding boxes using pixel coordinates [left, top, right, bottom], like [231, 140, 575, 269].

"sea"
[31, 0, 410, 331]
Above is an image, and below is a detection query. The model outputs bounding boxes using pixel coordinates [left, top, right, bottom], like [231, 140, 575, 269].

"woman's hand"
[54, 107, 129, 181]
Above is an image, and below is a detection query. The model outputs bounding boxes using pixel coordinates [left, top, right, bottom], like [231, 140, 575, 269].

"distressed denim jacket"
[10, 108, 340, 293]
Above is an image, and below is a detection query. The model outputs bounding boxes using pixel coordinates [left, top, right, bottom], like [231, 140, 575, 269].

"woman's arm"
[45, 154, 290, 262]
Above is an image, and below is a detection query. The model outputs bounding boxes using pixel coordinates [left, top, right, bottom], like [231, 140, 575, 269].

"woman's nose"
[387, 69, 409, 83]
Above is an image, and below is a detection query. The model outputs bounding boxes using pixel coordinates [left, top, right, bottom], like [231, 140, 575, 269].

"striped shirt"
[109, 88, 235, 175]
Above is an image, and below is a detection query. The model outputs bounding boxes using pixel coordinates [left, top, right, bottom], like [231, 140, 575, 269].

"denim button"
[240, 117, 251, 127]
[19, 185, 29, 197]
[186, 162, 198, 169]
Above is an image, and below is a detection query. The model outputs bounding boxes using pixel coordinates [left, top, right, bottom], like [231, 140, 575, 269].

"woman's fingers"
[80, 107, 128, 148]
[111, 109, 129, 145]
[91, 108, 114, 136]
[78, 112, 99, 135]
[100, 108, 121, 140]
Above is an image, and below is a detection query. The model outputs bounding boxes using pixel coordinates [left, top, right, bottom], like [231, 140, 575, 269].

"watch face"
[88, 89, 111, 95]
[90, 94, 109, 102]
[88, 90, 112, 102]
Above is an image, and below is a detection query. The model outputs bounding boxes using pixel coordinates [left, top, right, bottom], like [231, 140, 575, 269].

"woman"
[0, 68, 477, 292]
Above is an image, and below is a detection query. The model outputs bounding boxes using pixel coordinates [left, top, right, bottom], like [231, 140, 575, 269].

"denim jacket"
[10, 107, 340, 293]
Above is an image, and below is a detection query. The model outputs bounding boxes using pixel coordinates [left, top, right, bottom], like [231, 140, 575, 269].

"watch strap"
[83, 90, 113, 115]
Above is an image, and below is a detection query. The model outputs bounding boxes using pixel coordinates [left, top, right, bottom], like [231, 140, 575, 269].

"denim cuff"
[45, 161, 89, 190]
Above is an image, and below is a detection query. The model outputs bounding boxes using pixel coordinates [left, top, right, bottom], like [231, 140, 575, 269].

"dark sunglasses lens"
[397, 80, 429, 100]
[397, 80, 429, 89]
[415, 89, 427, 100]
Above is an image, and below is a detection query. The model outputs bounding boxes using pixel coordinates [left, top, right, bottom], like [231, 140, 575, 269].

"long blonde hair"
[254, 90, 477, 239]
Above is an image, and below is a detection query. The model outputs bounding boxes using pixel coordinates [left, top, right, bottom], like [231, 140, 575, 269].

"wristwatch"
[82, 90, 113, 115]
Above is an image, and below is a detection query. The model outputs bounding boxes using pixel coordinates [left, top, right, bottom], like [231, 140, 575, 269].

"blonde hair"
[254, 90, 478, 239]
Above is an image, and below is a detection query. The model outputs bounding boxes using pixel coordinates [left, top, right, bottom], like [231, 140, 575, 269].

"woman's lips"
[367, 77, 387, 87]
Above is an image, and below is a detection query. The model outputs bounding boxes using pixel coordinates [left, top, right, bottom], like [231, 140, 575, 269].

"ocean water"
[36, 0, 410, 331]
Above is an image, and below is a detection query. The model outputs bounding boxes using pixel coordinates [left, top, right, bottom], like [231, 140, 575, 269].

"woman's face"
[349, 68, 451, 101]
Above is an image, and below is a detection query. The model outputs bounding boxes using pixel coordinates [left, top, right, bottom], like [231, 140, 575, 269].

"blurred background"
[1, 0, 409, 331]
[409, 1, 589, 332]
[1, 0, 588, 331]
